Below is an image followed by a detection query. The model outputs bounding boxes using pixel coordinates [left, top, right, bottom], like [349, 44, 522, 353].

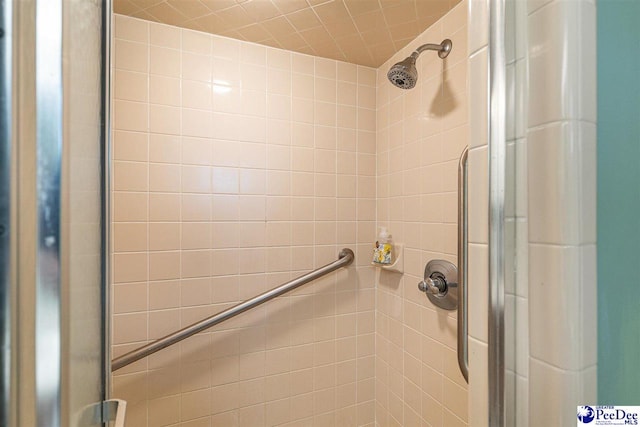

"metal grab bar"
[111, 248, 355, 371]
[457, 146, 469, 383]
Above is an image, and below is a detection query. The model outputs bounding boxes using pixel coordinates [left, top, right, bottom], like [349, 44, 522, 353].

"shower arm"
[411, 39, 453, 59]
[416, 43, 445, 54]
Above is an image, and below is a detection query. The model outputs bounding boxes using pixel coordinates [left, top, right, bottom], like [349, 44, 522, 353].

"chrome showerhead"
[387, 55, 418, 89]
[387, 39, 453, 90]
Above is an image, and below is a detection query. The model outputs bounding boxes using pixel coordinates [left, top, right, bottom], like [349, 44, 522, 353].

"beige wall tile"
[113, 313, 148, 344]
[115, 14, 148, 43]
[149, 223, 180, 251]
[181, 250, 211, 278]
[149, 193, 180, 221]
[150, 22, 180, 48]
[113, 252, 148, 283]
[149, 163, 181, 193]
[149, 251, 180, 280]
[149, 75, 181, 106]
[181, 194, 211, 221]
[183, 29, 211, 54]
[181, 165, 212, 194]
[182, 52, 212, 82]
[149, 280, 181, 310]
[113, 14, 380, 427]
[149, 104, 181, 135]
[115, 39, 148, 73]
[114, 131, 148, 162]
[149, 309, 180, 339]
[183, 108, 213, 138]
[148, 395, 180, 426]
[113, 192, 148, 222]
[115, 70, 148, 102]
[181, 278, 212, 307]
[182, 80, 212, 111]
[114, 223, 148, 252]
[150, 46, 181, 77]
[114, 100, 148, 132]
[149, 134, 181, 163]
[114, 282, 148, 314]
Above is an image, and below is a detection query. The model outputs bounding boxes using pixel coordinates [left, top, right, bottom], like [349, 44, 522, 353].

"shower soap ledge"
[371, 243, 403, 274]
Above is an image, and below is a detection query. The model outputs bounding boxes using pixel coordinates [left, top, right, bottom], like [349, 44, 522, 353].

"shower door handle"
[458, 146, 469, 383]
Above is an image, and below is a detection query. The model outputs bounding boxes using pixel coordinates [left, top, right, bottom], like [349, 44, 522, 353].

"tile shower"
[111, 2, 470, 426]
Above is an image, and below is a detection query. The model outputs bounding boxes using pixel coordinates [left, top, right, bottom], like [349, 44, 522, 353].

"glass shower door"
[2, 0, 113, 425]
[64, 0, 111, 425]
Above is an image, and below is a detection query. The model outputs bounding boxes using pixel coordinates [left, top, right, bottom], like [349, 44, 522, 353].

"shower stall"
[1, 0, 636, 426]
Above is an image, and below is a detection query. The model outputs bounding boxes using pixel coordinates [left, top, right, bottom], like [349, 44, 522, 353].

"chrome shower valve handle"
[418, 276, 447, 295]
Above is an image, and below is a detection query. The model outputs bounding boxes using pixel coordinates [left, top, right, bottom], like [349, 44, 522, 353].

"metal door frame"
[0, 0, 13, 425]
[488, 0, 507, 425]
[3, 0, 111, 425]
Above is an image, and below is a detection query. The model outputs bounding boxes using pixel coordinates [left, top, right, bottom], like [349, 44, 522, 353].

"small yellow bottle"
[373, 227, 393, 265]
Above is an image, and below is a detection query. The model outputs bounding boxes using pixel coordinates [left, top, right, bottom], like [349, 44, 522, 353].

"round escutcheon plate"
[423, 259, 458, 310]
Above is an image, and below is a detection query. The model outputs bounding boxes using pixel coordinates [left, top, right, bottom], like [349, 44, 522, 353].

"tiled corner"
[375, 1, 470, 426]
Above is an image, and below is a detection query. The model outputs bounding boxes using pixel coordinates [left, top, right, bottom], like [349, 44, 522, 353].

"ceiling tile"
[182, 18, 206, 32]
[286, 8, 322, 32]
[114, 0, 142, 15]
[219, 29, 244, 40]
[383, 3, 418, 27]
[199, 0, 236, 12]
[261, 16, 297, 37]
[236, 23, 272, 42]
[273, 0, 309, 15]
[417, 0, 452, 17]
[191, 12, 227, 33]
[132, 0, 165, 9]
[352, 9, 387, 32]
[131, 9, 157, 22]
[335, 33, 368, 57]
[314, 41, 346, 60]
[379, 0, 406, 9]
[370, 43, 396, 62]
[344, 0, 380, 17]
[360, 29, 393, 46]
[299, 26, 334, 46]
[146, 2, 189, 26]
[388, 21, 420, 41]
[313, 1, 351, 24]
[114, 0, 461, 67]
[165, 0, 210, 19]
[240, 0, 282, 22]
[296, 45, 315, 56]
[215, 5, 254, 28]
[260, 38, 282, 49]
[276, 32, 308, 51]
[322, 18, 358, 39]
